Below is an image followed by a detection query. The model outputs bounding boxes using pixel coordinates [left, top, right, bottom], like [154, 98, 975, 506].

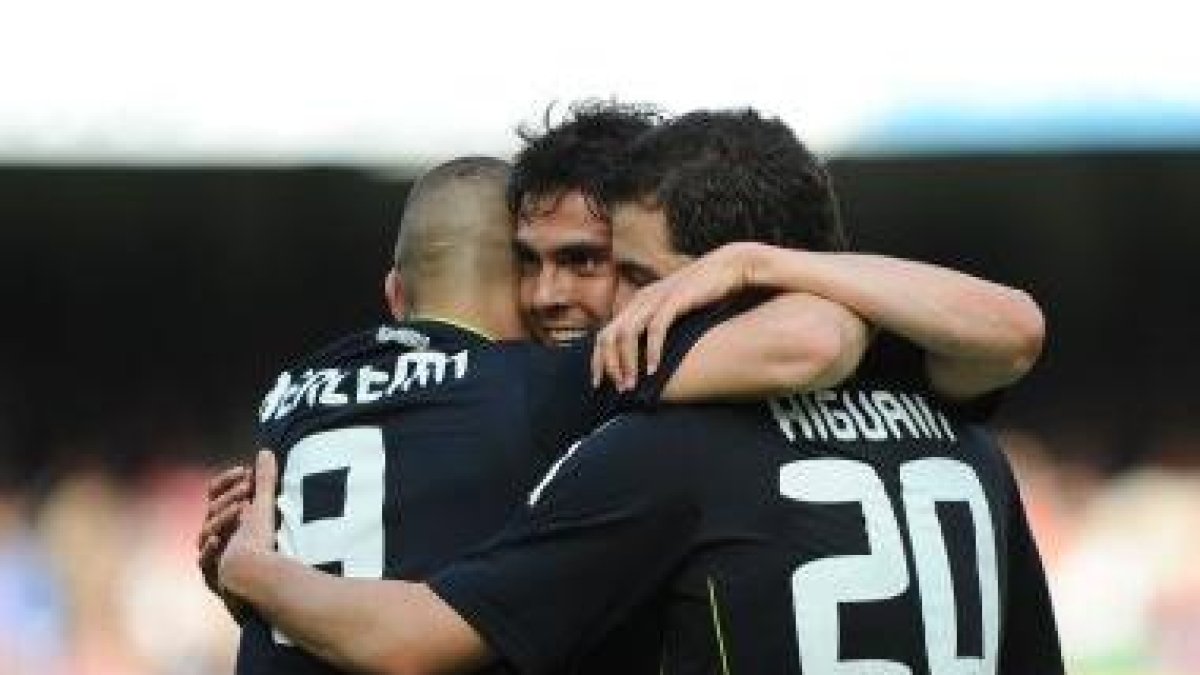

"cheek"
[582, 278, 618, 319]
[612, 281, 637, 312]
[517, 277, 538, 309]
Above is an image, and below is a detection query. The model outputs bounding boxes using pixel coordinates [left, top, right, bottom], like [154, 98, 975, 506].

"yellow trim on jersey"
[707, 576, 732, 675]
[409, 314, 495, 342]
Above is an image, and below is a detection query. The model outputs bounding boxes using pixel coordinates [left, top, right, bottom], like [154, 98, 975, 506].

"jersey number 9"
[272, 427, 387, 644]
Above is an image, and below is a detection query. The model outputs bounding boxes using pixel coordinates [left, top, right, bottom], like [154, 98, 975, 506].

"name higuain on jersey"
[769, 387, 957, 444]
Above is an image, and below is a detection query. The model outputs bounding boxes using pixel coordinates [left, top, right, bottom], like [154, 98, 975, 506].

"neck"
[409, 293, 523, 341]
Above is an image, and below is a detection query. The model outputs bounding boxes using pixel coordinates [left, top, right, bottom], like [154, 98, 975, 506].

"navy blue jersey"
[236, 317, 704, 675]
[431, 335, 1064, 675]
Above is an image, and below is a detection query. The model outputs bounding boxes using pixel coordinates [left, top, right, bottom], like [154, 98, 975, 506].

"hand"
[592, 242, 760, 390]
[217, 450, 279, 600]
[198, 463, 255, 623]
[198, 464, 252, 586]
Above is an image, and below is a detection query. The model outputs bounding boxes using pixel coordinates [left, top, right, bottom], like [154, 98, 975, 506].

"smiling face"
[608, 200, 694, 311]
[514, 190, 619, 345]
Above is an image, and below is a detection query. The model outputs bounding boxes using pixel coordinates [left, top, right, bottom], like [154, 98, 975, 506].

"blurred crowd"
[0, 463, 237, 675]
[0, 429, 1197, 675]
[1002, 431, 1200, 675]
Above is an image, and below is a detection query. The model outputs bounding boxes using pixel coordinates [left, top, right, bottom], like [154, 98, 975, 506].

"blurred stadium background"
[1, 2, 1198, 673]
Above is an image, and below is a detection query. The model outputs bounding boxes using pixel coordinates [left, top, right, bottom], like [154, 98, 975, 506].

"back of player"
[431, 335, 1061, 674]
[236, 157, 575, 675]
[238, 320, 568, 675]
[645, 336, 1060, 673]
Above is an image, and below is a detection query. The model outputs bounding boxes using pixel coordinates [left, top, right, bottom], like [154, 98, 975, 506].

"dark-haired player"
[507, 100, 663, 346]
[215, 109, 1061, 674]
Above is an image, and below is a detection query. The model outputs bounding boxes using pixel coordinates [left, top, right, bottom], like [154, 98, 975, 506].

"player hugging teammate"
[199, 102, 1062, 675]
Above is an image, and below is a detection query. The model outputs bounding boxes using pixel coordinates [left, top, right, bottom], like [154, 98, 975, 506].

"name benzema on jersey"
[260, 350, 470, 423]
[769, 387, 957, 444]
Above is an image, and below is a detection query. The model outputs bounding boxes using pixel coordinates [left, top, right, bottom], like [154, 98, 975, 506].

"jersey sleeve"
[427, 416, 698, 675]
[998, 470, 1065, 674]
[632, 299, 748, 404]
[524, 304, 733, 458]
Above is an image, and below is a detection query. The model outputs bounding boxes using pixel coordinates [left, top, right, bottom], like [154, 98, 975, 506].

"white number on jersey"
[780, 457, 999, 674]
[272, 426, 387, 644]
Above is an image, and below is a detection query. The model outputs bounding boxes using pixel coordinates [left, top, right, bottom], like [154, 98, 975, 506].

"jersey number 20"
[780, 457, 999, 674]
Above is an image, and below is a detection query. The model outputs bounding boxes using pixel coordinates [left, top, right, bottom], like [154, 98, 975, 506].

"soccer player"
[215, 109, 1062, 674]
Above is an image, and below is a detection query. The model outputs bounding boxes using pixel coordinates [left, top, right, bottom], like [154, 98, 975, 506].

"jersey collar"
[407, 314, 495, 343]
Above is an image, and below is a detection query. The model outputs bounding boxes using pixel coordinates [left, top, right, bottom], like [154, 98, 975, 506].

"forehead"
[610, 202, 671, 253]
[609, 201, 694, 279]
[515, 190, 610, 253]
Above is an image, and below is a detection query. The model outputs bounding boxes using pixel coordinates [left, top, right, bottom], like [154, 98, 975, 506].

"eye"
[617, 262, 659, 289]
[514, 245, 540, 275]
[560, 247, 609, 276]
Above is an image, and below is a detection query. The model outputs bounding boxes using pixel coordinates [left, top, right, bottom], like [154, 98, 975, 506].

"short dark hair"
[395, 155, 511, 268]
[600, 108, 848, 255]
[508, 99, 663, 220]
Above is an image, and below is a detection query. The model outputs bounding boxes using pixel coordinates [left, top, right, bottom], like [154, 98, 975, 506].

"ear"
[384, 269, 407, 320]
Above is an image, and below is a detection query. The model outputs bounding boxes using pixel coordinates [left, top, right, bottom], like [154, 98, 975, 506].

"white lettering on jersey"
[376, 325, 431, 350]
[260, 371, 291, 422]
[357, 365, 390, 404]
[769, 388, 959, 444]
[318, 370, 350, 406]
[261, 349, 471, 422]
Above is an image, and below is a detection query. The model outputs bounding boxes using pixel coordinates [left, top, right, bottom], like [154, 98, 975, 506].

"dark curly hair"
[599, 108, 848, 255]
[507, 99, 664, 220]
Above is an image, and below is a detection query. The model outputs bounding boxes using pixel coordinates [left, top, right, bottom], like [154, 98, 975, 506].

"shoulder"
[256, 326, 380, 416]
[852, 333, 926, 387]
[285, 325, 384, 373]
[570, 407, 731, 473]
[255, 322, 499, 433]
[583, 407, 697, 444]
[526, 411, 704, 512]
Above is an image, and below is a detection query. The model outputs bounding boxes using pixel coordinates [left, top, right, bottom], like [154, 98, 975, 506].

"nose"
[532, 264, 571, 311]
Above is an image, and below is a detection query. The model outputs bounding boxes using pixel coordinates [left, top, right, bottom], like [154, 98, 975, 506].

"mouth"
[544, 328, 588, 344]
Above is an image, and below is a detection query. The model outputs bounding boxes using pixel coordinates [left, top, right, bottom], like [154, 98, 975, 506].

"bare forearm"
[224, 552, 488, 674]
[664, 292, 868, 400]
[744, 245, 1045, 397]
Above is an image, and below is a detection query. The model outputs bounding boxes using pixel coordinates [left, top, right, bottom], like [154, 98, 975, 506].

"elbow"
[1002, 289, 1046, 378]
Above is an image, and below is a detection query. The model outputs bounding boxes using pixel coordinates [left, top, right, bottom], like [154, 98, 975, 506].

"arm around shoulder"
[743, 244, 1047, 400]
[663, 292, 869, 401]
